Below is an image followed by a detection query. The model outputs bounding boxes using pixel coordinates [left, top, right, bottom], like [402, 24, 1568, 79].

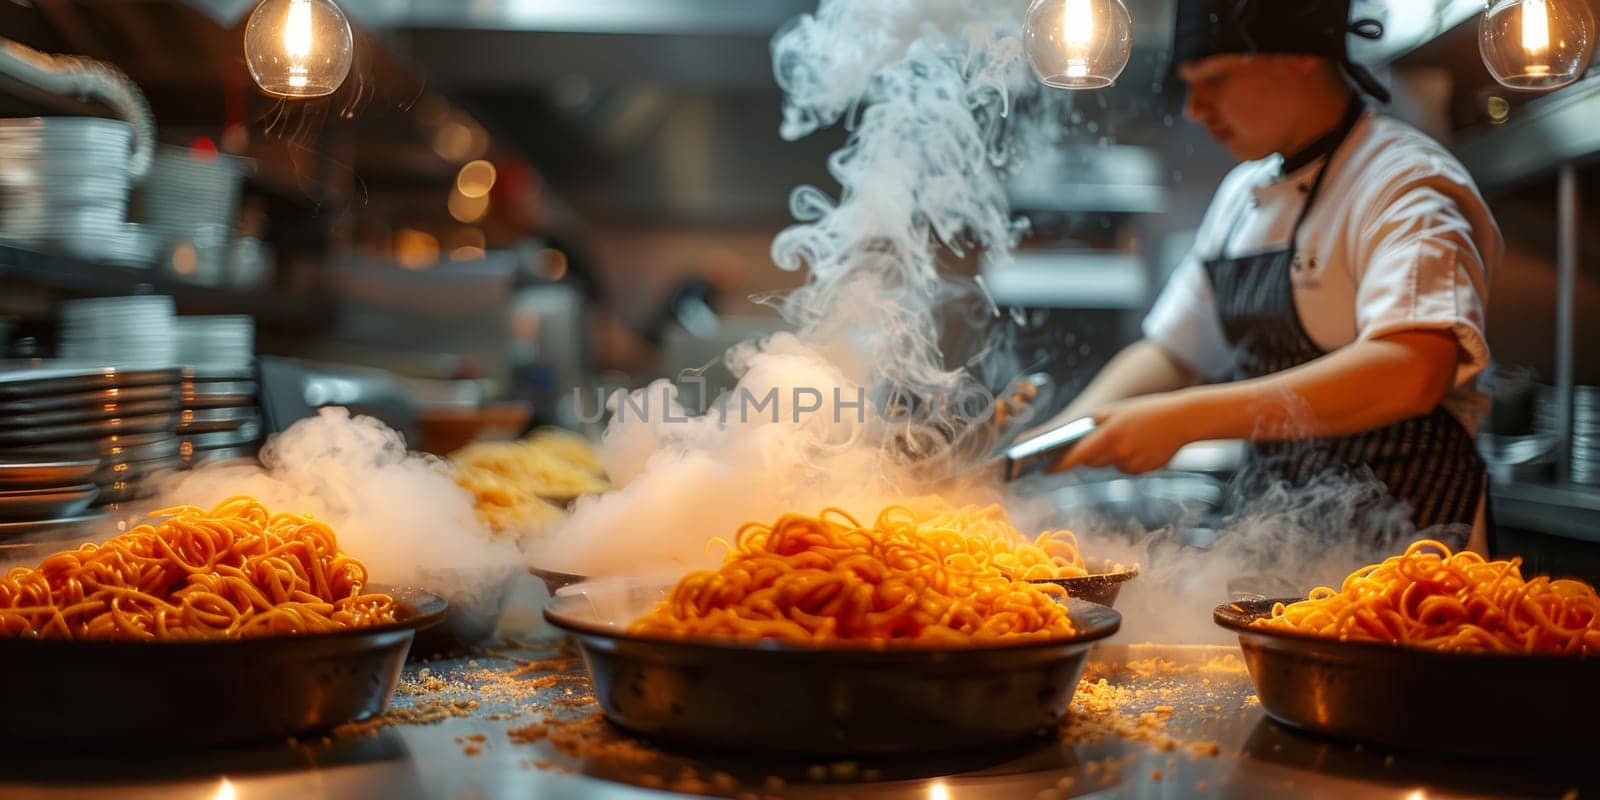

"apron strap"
[1287, 98, 1367, 249]
[1215, 97, 1367, 260]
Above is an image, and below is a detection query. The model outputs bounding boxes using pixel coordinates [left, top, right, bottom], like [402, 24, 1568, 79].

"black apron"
[1202, 106, 1485, 548]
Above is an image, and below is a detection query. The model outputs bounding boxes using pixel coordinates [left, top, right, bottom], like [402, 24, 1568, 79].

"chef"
[1042, 0, 1502, 551]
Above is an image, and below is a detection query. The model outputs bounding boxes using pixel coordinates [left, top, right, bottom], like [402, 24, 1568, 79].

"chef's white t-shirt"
[1143, 110, 1502, 433]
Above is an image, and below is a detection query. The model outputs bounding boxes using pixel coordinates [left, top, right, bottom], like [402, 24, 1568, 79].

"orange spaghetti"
[902, 498, 1088, 581]
[0, 496, 398, 640]
[1252, 539, 1600, 655]
[629, 506, 1078, 647]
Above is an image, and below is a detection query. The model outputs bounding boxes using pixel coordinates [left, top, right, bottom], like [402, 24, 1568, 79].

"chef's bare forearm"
[1060, 339, 1198, 420]
[1177, 329, 1460, 441]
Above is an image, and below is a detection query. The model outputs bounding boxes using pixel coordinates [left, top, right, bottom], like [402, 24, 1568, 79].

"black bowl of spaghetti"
[1030, 559, 1140, 608]
[0, 584, 445, 747]
[1214, 540, 1600, 761]
[0, 498, 447, 747]
[547, 578, 1119, 755]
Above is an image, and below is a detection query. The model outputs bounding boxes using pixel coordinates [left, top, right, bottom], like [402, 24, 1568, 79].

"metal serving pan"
[2, 431, 176, 463]
[181, 379, 257, 398]
[0, 384, 180, 414]
[0, 413, 177, 446]
[0, 585, 446, 748]
[182, 367, 256, 383]
[0, 483, 99, 521]
[1215, 599, 1600, 762]
[0, 511, 107, 541]
[0, 459, 100, 489]
[0, 365, 181, 400]
[180, 424, 263, 451]
[545, 578, 1121, 755]
[0, 399, 181, 430]
[408, 567, 523, 658]
[91, 455, 181, 485]
[182, 445, 260, 468]
[528, 564, 589, 596]
[533, 562, 1141, 609]
[177, 407, 261, 435]
[94, 478, 161, 506]
[181, 393, 258, 410]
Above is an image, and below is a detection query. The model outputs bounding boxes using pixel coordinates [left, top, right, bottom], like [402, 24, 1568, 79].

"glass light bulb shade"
[1480, 0, 1595, 91]
[244, 0, 354, 98]
[1023, 0, 1134, 90]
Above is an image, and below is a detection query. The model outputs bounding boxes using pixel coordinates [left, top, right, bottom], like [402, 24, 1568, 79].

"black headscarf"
[1171, 0, 1390, 103]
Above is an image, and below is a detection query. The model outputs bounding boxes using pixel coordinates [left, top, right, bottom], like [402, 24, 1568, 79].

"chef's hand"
[1048, 393, 1196, 475]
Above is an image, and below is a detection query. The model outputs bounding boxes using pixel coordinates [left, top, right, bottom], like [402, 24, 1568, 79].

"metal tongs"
[951, 415, 1098, 485]
[998, 415, 1099, 480]
[924, 370, 1098, 486]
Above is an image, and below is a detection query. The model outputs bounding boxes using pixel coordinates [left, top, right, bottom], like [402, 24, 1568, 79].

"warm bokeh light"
[448, 189, 490, 224]
[170, 243, 198, 276]
[538, 248, 569, 280]
[456, 160, 498, 198]
[394, 228, 439, 270]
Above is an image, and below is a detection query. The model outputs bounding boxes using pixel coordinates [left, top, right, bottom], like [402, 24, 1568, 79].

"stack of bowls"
[176, 316, 261, 467]
[137, 147, 247, 286]
[0, 362, 182, 519]
[1571, 386, 1600, 486]
[1534, 385, 1556, 436]
[1532, 385, 1600, 486]
[0, 117, 152, 267]
[0, 456, 102, 541]
[58, 296, 178, 370]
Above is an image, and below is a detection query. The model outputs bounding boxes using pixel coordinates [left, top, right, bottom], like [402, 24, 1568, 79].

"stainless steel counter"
[0, 635, 1589, 800]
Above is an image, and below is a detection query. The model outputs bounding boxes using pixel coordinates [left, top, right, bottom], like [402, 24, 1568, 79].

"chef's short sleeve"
[1142, 252, 1234, 381]
[1352, 181, 1496, 388]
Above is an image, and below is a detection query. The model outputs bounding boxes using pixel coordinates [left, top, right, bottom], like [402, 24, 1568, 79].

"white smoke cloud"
[161, 408, 520, 611]
[1060, 467, 1449, 645]
[539, 0, 1051, 576]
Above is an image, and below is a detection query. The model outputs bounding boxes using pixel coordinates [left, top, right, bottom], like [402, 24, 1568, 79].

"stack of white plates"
[0, 361, 183, 511]
[58, 296, 178, 370]
[138, 147, 248, 286]
[175, 316, 260, 465]
[176, 315, 254, 376]
[0, 118, 152, 267]
[179, 372, 262, 467]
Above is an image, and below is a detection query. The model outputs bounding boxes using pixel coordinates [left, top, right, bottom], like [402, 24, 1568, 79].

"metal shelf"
[0, 241, 332, 326]
[1491, 478, 1600, 543]
[1455, 72, 1600, 192]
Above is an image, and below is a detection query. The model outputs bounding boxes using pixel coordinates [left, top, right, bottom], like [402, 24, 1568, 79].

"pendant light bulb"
[1480, 0, 1595, 90]
[1023, 0, 1134, 90]
[245, 0, 355, 98]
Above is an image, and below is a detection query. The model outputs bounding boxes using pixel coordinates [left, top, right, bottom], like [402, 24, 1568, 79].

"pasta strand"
[1252, 539, 1600, 655]
[630, 504, 1082, 646]
[0, 496, 398, 640]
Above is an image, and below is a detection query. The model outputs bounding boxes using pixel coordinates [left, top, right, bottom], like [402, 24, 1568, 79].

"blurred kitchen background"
[2, 0, 1600, 571]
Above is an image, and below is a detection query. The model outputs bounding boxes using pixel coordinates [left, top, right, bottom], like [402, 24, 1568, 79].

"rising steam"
[162, 408, 520, 610]
[542, 0, 1446, 640]
[1065, 467, 1456, 645]
[539, 0, 1051, 575]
